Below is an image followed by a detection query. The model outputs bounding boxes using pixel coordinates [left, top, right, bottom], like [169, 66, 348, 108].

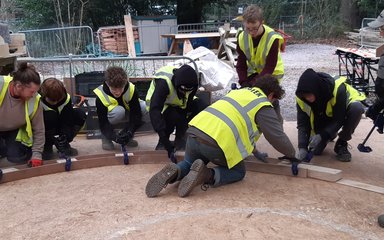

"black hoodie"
[296, 69, 347, 148]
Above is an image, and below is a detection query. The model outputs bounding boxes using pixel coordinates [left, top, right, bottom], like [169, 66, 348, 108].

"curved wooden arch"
[0, 150, 343, 184]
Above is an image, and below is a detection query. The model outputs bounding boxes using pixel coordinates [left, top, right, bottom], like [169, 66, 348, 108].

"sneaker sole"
[178, 160, 205, 198]
[145, 163, 178, 198]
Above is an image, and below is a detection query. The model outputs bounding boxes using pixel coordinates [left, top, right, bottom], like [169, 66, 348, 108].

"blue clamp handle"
[121, 145, 129, 165]
[291, 162, 299, 176]
[59, 152, 72, 171]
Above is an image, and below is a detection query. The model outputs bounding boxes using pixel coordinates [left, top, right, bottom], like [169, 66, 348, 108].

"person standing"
[236, 5, 285, 122]
[0, 63, 44, 167]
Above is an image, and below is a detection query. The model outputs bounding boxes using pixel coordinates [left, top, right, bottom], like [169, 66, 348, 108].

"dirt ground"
[0, 119, 383, 240]
[1, 42, 384, 239]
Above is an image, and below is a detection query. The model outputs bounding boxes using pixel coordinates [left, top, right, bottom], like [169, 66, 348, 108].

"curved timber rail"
[1, 151, 383, 195]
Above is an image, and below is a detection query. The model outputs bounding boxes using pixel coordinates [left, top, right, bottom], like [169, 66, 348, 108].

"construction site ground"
[1, 42, 384, 239]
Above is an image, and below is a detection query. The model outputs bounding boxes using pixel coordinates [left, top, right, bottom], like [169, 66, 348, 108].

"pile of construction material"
[345, 28, 383, 48]
[99, 26, 139, 55]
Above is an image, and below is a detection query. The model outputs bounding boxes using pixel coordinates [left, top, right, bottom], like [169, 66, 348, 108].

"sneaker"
[155, 140, 165, 150]
[334, 139, 351, 162]
[178, 159, 213, 197]
[145, 163, 179, 197]
[42, 145, 54, 160]
[126, 139, 138, 147]
[64, 146, 78, 157]
[102, 138, 114, 151]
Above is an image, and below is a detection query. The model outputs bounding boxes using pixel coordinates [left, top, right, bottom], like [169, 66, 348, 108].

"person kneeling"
[39, 78, 86, 160]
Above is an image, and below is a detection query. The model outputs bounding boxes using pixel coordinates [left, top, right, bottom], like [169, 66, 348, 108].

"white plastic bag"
[185, 47, 237, 91]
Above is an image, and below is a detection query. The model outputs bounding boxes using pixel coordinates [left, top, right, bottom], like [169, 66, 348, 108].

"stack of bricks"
[99, 27, 139, 55]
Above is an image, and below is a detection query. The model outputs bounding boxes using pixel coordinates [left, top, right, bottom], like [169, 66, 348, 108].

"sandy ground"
[0, 43, 384, 239]
[0, 119, 383, 240]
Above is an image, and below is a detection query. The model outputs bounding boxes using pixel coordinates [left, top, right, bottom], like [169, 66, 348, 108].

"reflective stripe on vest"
[145, 66, 190, 112]
[0, 76, 40, 147]
[93, 82, 135, 112]
[41, 93, 71, 113]
[296, 76, 366, 135]
[189, 87, 272, 168]
[238, 25, 284, 82]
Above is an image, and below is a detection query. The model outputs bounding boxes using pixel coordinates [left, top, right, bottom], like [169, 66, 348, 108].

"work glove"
[295, 148, 308, 161]
[253, 150, 268, 163]
[308, 134, 322, 151]
[115, 129, 133, 145]
[27, 159, 43, 167]
[54, 135, 69, 153]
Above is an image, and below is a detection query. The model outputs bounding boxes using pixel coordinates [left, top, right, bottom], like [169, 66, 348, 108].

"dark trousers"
[313, 102, 364, 155]
[44, 108, 86, 146]
[0, 129, 32, 163]
[162, 98, 209, 140]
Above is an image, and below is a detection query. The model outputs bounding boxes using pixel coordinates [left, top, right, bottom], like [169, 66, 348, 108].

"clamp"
[121, 145, 129, 165]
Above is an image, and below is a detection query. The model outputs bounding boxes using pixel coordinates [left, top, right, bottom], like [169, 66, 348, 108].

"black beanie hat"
[173, 65, 198, 90]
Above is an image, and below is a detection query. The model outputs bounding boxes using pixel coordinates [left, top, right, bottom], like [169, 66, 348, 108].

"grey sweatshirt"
[0, 87, 45, 160]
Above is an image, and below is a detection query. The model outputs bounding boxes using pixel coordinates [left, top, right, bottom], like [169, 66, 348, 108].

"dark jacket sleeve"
[256, 106, 296, 158]
[149, 78, 170, 138]
[321, 84, 347, 140]
[297, 103, 311, 149]
[58, 100, 76, 139]
[126, 89, 142, 134]
[96, 96, 116, 141]
[236, 40, 248, 86]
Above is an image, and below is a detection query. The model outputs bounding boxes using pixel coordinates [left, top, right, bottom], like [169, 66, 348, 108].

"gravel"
[212, 43, 341, 121]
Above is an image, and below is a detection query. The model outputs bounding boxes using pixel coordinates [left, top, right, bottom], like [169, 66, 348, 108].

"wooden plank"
[244, 159, 308, 178]
[183, 39, 193, 55]
[296, 164, 342, 182]
[337, 179, 384, 194]
[124, 14, 136, 57]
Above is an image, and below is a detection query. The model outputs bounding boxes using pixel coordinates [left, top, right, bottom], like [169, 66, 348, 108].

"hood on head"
[296, 68, 334, 108]
[172, 65, 198, 90]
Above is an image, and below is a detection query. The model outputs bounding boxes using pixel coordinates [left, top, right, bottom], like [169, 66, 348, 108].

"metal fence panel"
[19, 26, 95, 58]
[18, 56, 198, 102]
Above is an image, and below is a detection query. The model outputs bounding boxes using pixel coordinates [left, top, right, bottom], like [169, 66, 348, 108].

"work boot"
[42, 145, 54, 160]
[102, 138, 114, 151]
[334, 139, 351, 162]
[145, 162, 179, 197]
[178, 159, 213, 197]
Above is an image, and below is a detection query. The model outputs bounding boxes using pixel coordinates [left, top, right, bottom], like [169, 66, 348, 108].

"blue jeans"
[0, 129, 31, 163]
[176, 136, 246, 187]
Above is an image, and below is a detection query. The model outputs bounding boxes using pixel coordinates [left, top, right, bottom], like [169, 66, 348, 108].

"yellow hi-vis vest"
[93, 82, 135, 112]
[145, 66, 192, 112]
[238, 25, 284, 82]
[41, 93, 71, 114]
[0, 76, 40, 147]
[296, 76, 366, 136]
[189, 87, 272, 169]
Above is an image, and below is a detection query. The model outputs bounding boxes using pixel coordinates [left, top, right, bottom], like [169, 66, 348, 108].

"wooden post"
[124, 14, 136, 57]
